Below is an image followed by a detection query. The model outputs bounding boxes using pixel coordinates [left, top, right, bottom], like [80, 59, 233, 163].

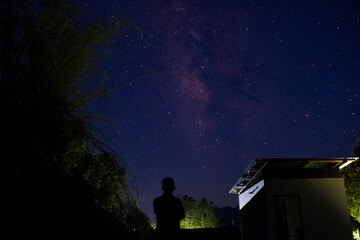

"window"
[274, 195, 304, 240]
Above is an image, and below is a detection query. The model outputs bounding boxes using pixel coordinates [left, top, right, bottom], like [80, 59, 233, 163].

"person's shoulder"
[171, 194, 180, 200]
[154, 195, 162, 201]
[172, 195, 182, 202]
[154, 195, 161, 203]
[154, 195, 167, 203]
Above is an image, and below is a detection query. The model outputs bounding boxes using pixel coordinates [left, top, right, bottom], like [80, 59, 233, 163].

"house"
[229, 157, 358, 240]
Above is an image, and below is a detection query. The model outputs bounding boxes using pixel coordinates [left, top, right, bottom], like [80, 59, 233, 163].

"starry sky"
[80, 0, 360, 222]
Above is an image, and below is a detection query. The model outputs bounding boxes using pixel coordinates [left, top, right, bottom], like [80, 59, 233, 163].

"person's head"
[162, 177, 175, 194]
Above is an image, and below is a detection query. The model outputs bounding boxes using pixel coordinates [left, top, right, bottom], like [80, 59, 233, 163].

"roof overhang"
[229, 157, 359, 195]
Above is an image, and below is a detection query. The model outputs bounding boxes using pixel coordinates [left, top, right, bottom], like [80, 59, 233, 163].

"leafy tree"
[342, 138, 360, 222]
[0, 0, 148, 238]
[180, 195, 218, 229]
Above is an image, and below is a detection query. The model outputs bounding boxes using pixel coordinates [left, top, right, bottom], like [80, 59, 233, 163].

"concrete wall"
[264, 178, 353, 240]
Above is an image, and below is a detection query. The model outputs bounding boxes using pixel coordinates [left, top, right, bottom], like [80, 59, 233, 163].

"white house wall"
[239, 180, 265, 210]
[264, 178, 352, 240]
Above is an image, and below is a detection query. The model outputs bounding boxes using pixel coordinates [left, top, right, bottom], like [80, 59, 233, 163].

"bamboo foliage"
[0, 0, 142, 226]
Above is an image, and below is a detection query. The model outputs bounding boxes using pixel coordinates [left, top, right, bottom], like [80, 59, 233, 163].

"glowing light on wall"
[239, 180, 264, 210]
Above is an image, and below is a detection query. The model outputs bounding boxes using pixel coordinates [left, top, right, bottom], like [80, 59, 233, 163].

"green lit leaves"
[342, 138, 360, 222]
[180, 195, 218, 229]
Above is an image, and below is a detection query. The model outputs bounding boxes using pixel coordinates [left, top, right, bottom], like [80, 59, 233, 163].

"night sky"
[80, 0, 360, 222]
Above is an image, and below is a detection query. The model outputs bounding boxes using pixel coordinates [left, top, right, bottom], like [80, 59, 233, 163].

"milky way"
[81, 0, 360, 222]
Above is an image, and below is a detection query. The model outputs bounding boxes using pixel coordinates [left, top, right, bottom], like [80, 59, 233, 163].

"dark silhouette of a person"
[153, 177, 185, 239]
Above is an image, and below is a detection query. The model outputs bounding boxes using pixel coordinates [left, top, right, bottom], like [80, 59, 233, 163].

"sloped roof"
[229, 157, 358, 195]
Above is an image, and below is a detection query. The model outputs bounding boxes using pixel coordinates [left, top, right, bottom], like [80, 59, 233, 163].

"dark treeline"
[0, 0, 150, 239]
